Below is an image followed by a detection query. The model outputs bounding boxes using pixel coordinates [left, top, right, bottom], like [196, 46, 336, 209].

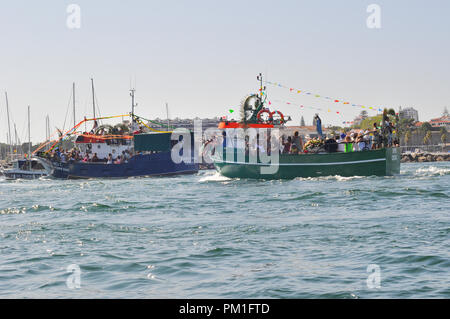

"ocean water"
[0, 162, 449, 299]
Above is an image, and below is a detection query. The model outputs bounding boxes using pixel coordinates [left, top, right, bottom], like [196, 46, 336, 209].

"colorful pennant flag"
[265, 80, 386, 113]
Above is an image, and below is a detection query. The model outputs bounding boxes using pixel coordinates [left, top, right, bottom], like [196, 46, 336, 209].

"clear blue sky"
[1, 0, 449, 143]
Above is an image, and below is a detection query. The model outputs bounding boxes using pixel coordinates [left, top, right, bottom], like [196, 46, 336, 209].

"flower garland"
[303, 138, 325, 153]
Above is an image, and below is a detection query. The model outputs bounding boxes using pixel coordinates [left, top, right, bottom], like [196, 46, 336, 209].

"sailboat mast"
[73, 83, 76, 127]
[46, 115, 50, 151]
[45, 116, 48, 149]
[28, 106, 31, 160]
[91, 78, 96, 119]
[14, 123, 18, 155]
[5, 92, 13, 160]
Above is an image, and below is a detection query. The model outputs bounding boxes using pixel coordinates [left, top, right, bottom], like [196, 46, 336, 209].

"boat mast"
[13, 123, 18, 156]
[130, 88, 136, 123]
[166, 102, 170, 130]
[73, 82, 76, 127]
[45, 116, 48, 150]
[5, 92, 13, 161]
[257, 73, 263, 98]
[28, 106, 31, 160]
[46, 115, 50, 151]
[91, 78, 96, 119]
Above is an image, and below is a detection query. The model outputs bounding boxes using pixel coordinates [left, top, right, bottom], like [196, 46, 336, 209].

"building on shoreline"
[399, 107, 419, 122]
[147, 117, 223, 130]
[429, 115, 450, 128]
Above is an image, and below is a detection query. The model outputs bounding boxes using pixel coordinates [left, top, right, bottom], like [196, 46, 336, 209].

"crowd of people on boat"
[211, 115, 399, 156]
[281, 119, 399, 154]
[43, 148, 134, 164]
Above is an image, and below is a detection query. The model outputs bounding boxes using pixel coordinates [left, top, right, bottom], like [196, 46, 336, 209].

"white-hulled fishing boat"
[1, 106, 47, 180]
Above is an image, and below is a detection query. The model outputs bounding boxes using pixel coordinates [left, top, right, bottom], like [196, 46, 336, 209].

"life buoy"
[270, 110, 286, 125]
[257, 109, 273, 124]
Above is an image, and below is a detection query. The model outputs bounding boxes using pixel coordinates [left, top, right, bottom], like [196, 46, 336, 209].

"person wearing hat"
[363, 130, 372, 150]
[337, 133, 346, 152]
[355, 132, 366, 151]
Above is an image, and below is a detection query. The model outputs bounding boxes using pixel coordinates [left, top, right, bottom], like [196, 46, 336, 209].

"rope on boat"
[32, 128, 64, 155]
[133, 115, 176, 129]
[134, 117, 173, 134]
[84, 114, 130, 121]
[33, 114, 174, 155]
[73, 132, 133, 140]
[42, 119, 87, 153]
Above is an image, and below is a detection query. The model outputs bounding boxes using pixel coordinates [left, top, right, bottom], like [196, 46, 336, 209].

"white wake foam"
[198, 171, 233, 182]
[415, 166, 450, 176]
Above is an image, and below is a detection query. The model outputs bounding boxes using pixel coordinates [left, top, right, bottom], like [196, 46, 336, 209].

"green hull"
[213, 148, 401, 179]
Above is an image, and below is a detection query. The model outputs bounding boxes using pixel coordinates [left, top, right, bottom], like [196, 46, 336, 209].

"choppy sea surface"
[0, 162, 449, 299]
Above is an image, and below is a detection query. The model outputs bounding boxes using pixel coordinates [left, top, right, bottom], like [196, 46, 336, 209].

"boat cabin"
[75, 134, 133, 160]
[13, 159, 45, 171]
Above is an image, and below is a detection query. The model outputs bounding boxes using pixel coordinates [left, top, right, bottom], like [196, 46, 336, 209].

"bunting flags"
[270, 99, 342, 114]
[265, 81, 386, 113]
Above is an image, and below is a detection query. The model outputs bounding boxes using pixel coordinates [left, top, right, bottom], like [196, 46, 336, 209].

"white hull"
[2, 168, 47, 180]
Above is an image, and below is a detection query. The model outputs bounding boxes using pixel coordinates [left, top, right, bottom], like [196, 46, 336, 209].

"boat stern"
[385, 147, 401, 175]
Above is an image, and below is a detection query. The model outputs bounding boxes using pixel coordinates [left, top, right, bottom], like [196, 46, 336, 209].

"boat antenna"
[5, 92, 13, 161]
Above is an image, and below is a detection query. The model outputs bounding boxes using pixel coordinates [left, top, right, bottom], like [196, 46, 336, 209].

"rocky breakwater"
[402, 152, 450, 163]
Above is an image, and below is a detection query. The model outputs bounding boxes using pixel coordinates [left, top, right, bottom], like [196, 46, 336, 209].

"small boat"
[212, 74, 401, 179]
[1, 158, 47, 180]
[1, 105, 47, 180]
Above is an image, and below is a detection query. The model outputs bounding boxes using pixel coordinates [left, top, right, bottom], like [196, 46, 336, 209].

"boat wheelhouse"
[1, 159, 47, 180]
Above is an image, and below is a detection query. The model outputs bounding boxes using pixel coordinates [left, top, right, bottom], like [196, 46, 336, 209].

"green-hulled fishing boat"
[212, 74, 401, 179]
[214, 147, 400, 179]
